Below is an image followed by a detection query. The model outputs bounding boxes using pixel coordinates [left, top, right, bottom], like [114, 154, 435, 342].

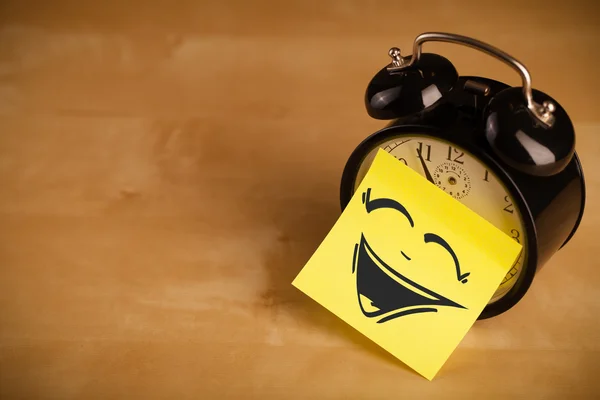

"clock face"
[352, 134, 526, 303]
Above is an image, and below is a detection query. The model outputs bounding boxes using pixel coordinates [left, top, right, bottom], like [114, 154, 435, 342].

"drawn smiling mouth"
[352, 187, 468, 323]
[353, 235, 466, 323]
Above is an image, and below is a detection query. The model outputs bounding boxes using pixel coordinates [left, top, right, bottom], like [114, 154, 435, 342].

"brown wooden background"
[0, 1, 598, 398]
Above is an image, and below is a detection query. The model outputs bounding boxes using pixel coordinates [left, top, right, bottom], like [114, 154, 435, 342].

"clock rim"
[339, 123, 539, 320]
[558, 151, 586, 250]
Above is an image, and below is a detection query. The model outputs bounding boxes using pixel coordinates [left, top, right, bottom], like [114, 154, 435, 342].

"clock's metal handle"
[386, 32, 555, 127]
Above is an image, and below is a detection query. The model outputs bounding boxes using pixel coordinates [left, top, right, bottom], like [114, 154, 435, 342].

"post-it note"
[292, 148, 522, 380]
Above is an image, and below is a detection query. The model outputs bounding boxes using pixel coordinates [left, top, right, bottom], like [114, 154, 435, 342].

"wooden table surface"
[0, 1, 598, 398]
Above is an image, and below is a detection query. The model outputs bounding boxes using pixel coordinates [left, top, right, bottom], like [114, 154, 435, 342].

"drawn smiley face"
[352, 188, 470, 323]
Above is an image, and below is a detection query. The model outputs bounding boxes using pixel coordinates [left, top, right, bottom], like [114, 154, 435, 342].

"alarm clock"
[339, 32, 586, 320]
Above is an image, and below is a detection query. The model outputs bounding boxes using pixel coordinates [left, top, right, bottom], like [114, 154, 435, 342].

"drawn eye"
[362, 188, 414, 227]
[424, 233, 470, 284]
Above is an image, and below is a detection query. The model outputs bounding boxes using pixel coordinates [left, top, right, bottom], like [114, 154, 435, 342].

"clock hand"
[417, 149, 436, 184]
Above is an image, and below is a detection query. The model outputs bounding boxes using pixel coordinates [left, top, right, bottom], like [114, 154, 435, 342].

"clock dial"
[352, 134, 525, 303]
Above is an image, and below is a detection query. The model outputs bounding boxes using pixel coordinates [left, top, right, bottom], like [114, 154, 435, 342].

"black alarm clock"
[339, 32, 586, 320]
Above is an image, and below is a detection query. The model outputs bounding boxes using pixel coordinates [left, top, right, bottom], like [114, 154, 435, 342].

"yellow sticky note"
[292, 149, 522, 380]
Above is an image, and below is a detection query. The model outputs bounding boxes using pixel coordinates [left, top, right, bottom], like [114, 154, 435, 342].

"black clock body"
[339, 75, 586, 319]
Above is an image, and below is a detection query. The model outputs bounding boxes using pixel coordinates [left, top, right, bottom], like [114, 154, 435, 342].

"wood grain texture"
[0, 1, 598, 398]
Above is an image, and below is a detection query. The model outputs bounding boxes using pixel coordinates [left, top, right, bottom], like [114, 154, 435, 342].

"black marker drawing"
[362, 187, 414, 227]
[353, 188, 469, 323]
[424, 233, 470, 283]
